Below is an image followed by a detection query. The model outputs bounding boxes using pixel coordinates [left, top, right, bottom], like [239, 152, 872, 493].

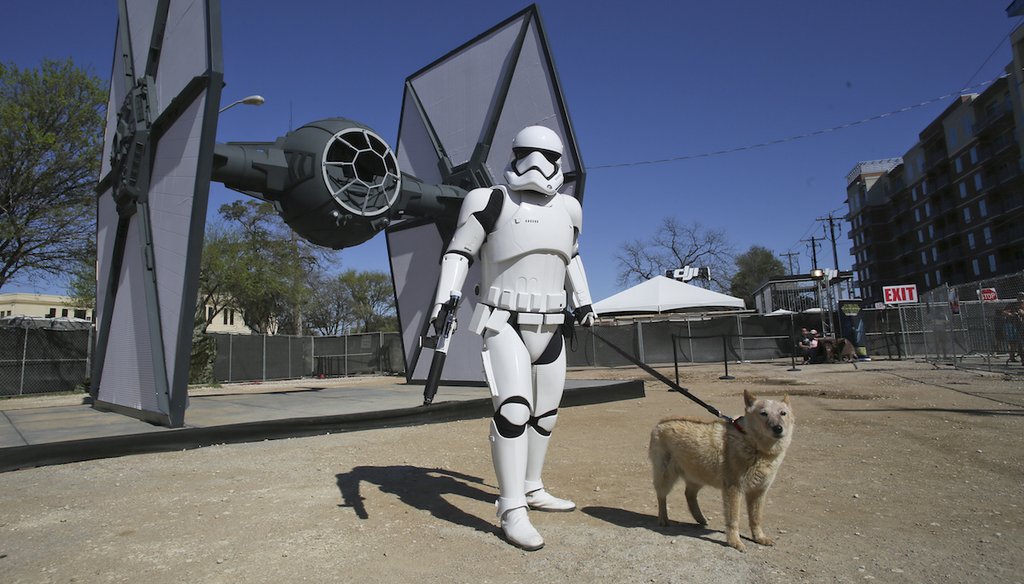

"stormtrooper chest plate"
[479, 197, 574, 313]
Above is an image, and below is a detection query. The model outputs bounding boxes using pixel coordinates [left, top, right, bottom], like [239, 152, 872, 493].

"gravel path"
[1, 359, 1022, 583]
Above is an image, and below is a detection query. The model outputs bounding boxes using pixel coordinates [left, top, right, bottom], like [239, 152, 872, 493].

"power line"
[961, 17, 1023, 90]
[589, 75, 1006, 170]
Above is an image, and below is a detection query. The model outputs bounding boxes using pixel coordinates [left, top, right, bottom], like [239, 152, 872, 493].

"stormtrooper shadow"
[336, 465, 498, 534]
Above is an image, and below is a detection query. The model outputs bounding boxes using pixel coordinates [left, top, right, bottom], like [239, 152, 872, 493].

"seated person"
[797, 328, 813, 363]
[807, 330, 821, 363]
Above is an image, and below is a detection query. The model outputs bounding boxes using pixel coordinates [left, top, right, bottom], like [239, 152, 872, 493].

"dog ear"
[782, 394, 791, 405]
[743, 389, 755, 408]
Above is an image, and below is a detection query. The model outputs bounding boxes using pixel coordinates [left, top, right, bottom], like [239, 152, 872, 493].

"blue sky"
[2, 1, 1017, 302]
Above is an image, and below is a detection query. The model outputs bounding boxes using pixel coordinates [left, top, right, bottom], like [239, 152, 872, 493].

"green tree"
[336, 269, 397, 333]
[0, 59, 105, 290]
[616, 217, 735, 291]
[729, 245, 786, 309]
[204, 200, 322, 335]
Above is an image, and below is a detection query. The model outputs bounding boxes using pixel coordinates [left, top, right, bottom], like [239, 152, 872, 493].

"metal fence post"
[344, 334, 349, 377]
[636, 322, 645, 364]
[262, 334, 267, 381]
[687, 320, 694, 364]
[228, 334, 233, 382]
[86, 326, 93, 384]
[736, 314, 746, 362]
[978, 279, 991, 357]
[19, 325, 28, 395]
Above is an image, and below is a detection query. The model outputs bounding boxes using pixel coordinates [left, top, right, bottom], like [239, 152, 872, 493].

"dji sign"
[667, 266, 710, 282]
[882, 284, 918, 304]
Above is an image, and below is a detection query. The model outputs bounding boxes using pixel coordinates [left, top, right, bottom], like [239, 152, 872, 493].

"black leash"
[590, 329, 742, 430]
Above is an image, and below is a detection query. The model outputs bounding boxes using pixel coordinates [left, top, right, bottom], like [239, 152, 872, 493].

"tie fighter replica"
[93, 0, 585, 427]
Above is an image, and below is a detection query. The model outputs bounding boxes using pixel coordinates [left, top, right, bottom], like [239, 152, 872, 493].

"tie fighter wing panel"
[93, 0, 222, 427]
[389, 5, 586, 383]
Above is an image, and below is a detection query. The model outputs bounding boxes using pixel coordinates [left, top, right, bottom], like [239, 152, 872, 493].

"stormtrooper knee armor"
[431, 125, 597, 550]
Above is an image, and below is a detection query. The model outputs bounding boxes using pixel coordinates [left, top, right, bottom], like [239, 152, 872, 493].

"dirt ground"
[1, 359, 1022, 584]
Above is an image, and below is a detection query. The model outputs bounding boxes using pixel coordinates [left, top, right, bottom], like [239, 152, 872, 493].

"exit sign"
[882, 284, 918, 304]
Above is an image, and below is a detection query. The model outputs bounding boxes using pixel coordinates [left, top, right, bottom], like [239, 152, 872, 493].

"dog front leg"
[747, 488, 774, 546]
[723, 485, 745, 551]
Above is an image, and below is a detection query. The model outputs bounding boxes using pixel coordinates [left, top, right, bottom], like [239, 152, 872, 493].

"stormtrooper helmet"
[504, 125, 564, 195]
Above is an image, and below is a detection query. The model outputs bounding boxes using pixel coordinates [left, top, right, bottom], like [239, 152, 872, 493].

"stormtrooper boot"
[491, 420, 544, 550]
[524, 425, 576, 512]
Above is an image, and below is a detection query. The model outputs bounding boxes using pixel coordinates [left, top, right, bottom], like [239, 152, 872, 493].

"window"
[972, 258, 981, 276]
[223, 310, 229, 325]
[934, 270, 941, 284]
[932, 247, 938, 261]
[912, 186, 918, 201]
[974, 173, 983, 191]
[988, 254, 997, 272]
[74, 309, 86, 319]
[921, 251, 928, 265]
[915, 208, 921, 222]
[928, 225, 935, 238]
[968, 232, 976, 250]
[61, 308, 68, 317]
[229, 310, 235, 325]
[963, 207, 972, 223]
[925, 273, 931, 287]
[955, 157, 964, 173]
[46, 308, 56, 318]
[918, 229, 925, 243]
[970, 146, 978, 164]
[925, 202, 931, 217]
[983, 227, 993, 244]
[979, 200, 988, 217]
[959, 182, 968, 198]
[207, 306, 214, 322]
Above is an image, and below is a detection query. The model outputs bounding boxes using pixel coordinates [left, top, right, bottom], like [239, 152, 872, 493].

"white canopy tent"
[593, 276, 746, 317]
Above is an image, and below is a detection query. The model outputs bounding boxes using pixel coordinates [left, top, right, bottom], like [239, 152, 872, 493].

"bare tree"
[616, 217, 735, 291]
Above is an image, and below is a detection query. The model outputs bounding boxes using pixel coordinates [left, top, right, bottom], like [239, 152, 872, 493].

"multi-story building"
[0, 292, 251, 334]
[846, 71, 1024, 304]
[0, 293, 93, 320]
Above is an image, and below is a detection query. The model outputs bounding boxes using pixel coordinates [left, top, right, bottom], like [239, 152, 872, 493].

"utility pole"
[816, 213, 842, 273]
[780, 252, 799, 275]
[802, 235, 822, 271]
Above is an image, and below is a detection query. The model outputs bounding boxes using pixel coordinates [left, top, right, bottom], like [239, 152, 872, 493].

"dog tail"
[648, 424, 672, 469]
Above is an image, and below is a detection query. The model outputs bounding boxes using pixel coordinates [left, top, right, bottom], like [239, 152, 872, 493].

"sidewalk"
[0, 377, 644, 473]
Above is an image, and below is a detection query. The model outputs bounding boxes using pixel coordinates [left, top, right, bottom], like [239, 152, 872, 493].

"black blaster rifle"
[421, 291, 462, 406]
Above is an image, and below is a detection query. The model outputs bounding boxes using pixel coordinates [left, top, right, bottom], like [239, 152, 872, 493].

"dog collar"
[728, 416, 746, 435]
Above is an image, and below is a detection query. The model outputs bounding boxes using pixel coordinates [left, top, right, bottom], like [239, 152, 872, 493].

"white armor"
[431, 126, 596, 550]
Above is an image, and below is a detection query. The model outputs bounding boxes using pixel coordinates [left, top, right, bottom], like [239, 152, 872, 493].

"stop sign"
[980, 288, 998, 302]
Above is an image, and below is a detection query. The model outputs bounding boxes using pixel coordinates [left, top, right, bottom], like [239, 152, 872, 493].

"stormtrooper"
[431, 125, 597, 550]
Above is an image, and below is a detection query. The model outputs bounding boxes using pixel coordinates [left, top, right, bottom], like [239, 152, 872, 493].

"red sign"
[980, 288, 998, 302]
[882, 284, 918, 304]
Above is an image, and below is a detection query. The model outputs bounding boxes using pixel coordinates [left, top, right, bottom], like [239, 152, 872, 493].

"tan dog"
[649, 390, 794, 551]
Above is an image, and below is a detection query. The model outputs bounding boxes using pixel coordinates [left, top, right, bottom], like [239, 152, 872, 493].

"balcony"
[973, 106, 1012, 136]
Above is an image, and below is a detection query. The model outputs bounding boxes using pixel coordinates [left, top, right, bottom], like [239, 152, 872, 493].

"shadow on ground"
[336, 465, 498, 535]
[582, 505, 727, 548]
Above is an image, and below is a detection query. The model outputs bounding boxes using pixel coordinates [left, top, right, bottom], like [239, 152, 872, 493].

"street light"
[219, 94, 265, 113]
[810, 269, 828, 336]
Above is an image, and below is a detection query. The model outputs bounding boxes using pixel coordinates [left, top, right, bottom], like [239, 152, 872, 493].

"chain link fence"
[566, 313, 814, 369]
[899, 271, 1024, 374]
[208, 331, 405, 383]
[0, 319, 92, 396]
